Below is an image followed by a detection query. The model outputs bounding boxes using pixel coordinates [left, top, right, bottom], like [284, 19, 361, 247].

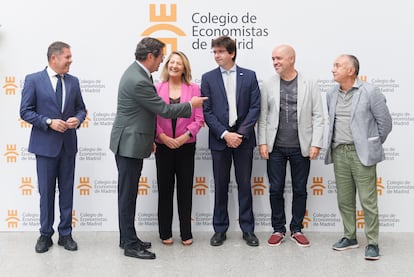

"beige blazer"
[258, 72, 325, 157]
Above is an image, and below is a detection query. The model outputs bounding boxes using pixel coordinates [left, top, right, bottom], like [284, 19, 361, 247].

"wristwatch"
[46, 118, 52, 126]
[186, 130, 193, 138]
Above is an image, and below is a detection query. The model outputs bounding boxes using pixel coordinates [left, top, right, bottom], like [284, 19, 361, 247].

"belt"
[336, 144, 355, 151]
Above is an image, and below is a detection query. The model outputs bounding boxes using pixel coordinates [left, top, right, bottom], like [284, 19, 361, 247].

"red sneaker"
[290, 232, 310, 247]
[267, 232, 285, 246]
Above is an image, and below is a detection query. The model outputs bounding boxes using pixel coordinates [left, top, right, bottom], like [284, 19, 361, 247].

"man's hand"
[66, 117, 80, 129]
[190, 96, 208, 108]
[224, 132, 243, 148]
[50, 119, 67, 133]
[309, 146, 321, 160]
[259, 144, 269, 159]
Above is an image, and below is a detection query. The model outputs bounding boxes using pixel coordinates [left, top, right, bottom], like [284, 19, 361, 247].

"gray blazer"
[324, 79, 392, 166]
[258, 72, 325, 157]
[110, 62, 191, 159]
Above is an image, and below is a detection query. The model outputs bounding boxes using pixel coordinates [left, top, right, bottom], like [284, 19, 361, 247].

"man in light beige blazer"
[258, 45, 324, 247]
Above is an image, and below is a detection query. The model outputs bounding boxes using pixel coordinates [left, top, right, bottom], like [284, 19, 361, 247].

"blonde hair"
[160, 51, 192, 84]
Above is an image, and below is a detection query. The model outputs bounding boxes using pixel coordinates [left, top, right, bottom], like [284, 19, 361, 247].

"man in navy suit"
[20, 41, 86, 253]
[201, 36, 261, 247]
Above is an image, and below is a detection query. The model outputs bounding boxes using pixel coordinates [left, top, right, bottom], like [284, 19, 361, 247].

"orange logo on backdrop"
[18, 118, 32, 128]
[19, 177, 35, 195]
[310, 177, 325, 196]
[5, 210, 20, 228]
[5, 144, 19, 163]
[138, 177, 150, 195]
[141, 4, 185, 54]
[72, 210, 78, 228]
[81, 112, 91, 128]
[3, 76, 18, 95]
[302, 210, 311, 229]
[376, 177, 384, 196]
[252, 177, 266, 196]
[356, 210, 365, 229]
[194, 177, 208, 195]
[77, 177, 92, 196]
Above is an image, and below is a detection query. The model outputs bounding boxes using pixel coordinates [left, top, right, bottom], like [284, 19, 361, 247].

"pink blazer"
[155, 81, 204, 144]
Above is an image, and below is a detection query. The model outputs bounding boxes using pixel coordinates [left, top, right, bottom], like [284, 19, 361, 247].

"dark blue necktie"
[56, 74, 63, 112]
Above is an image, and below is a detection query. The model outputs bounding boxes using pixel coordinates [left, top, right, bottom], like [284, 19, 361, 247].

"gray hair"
[347, 55, 360, 76]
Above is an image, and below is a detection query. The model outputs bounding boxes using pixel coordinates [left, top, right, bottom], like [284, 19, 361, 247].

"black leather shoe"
[58, 234, 78, 251]
[138, 238, 152, 249]
[210, 232, 226, 246]
[243, 232, 259, 247]
[124, 247, 156, 259]
[35, 235, 53, 253]
[119, 239, 151, 250]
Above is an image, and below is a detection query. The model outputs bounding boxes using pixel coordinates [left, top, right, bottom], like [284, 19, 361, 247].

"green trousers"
[332, 144, 379, 245]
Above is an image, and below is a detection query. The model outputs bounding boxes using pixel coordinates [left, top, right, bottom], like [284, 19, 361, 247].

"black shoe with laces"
[58, 234, 78, 251]
[35, 235, 53, 253]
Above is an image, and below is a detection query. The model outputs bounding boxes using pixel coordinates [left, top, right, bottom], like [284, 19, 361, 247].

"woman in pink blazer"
[155, 51, 204, 246]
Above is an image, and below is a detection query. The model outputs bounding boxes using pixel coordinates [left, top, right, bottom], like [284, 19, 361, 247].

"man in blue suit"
[201, 36, 261, 247]
[325, 54, 392, 260]
[20, 41, 86, 253]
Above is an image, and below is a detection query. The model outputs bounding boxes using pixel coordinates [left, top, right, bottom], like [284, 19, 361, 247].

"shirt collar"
[136, 60, 151, 79]
[46, 66, 61, 78]
[338, 78, 361, 94]
[221, 65, 236, 74]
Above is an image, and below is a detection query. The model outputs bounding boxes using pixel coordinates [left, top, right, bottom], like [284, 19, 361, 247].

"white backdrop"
[0, 0, 413, 233]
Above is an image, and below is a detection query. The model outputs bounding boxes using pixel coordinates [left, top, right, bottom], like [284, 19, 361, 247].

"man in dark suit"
[201, 36, 261, 247]
[109, 37, 206, 260]
[20, 41, 87, 253]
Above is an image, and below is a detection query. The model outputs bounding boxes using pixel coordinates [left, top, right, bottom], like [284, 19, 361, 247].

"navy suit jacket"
[20, 68, 86, 157]
[201, 66, 260, 150]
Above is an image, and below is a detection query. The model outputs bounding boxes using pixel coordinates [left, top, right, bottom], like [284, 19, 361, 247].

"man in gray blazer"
[258, 45, 324, 247]
[325, 54, 392, 260]
[110, 37, 206, 260]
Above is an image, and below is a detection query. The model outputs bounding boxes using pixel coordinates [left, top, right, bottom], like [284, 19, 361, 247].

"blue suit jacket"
[20, 68, 86, 157]
[201, 66, 260, 150]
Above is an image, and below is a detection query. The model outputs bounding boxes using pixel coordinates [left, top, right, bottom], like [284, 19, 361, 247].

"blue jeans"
[267, 146, 310, 233]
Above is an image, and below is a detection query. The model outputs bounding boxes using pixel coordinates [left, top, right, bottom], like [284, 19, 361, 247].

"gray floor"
[0, 231, 413, 277]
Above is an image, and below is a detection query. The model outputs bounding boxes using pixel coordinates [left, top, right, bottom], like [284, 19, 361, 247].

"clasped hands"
[49, 117, 79, 133]
[159, 133, 189, 150]
[224, 132, 243, 148]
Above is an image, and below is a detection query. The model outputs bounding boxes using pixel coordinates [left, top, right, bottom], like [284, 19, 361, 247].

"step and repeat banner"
[0, 0, 413, 232]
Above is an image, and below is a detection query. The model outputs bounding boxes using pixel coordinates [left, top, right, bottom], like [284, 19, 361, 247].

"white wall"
[0, 0, 412, 232]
